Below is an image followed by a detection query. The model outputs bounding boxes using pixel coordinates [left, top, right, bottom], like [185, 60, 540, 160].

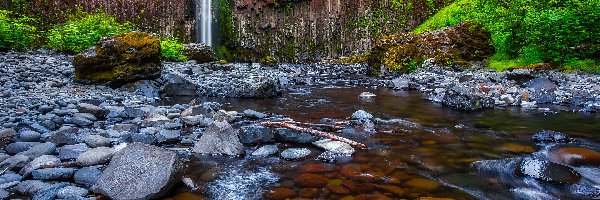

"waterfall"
[196, 0, 213, 46]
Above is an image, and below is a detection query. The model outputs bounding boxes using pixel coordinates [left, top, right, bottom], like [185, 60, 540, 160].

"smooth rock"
[515, 157, 581, 184]
[358, 92, 376, 99]
[20, 130, 41, 142]
[93, 143, 184, 200]
[294, 173, 328, 188]
[48, 127, 80, 145]
[281, 148, 311, 160]
[32, 168, 76, 180]
[84, 135, 111, 148]
[76, 147, 116, 166]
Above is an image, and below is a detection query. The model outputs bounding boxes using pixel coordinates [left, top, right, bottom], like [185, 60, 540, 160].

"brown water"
[166, 87, 600, 200]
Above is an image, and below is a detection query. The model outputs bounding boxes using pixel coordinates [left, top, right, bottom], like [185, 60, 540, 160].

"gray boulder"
[281, 148, 311, 160]
[93, 143, 183, 200]
[192, 121, 244, 156]
[159, 73, 197, 97]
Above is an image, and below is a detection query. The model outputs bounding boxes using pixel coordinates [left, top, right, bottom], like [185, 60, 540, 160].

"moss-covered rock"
[368, 22, 495, 72]
[73, 32, 162, 86]
[183, 43, 217, 63]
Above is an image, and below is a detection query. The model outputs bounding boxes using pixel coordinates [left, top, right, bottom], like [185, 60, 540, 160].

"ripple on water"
[205, 159, 280, 200]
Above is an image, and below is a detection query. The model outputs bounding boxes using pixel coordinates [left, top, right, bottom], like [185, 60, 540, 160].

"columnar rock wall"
[1, 0, 196, 42]
[227, 0, 453, 62]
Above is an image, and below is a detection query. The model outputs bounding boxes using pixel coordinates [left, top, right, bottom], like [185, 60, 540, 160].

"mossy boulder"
[183, 43, 217, 63]
[368, 22, 495, 72]
[73, 32, 163, 86]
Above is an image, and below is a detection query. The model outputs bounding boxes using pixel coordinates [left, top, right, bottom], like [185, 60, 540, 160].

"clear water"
[166, 86, 600, 200]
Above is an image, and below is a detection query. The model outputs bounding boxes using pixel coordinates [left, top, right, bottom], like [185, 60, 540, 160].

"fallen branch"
[261, 121, 367, 149]
[282, 121, 344, 130]
[39, 161, 80, 169]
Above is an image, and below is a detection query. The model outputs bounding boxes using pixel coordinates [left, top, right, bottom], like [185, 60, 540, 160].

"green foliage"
[160, 37, 187, 62]
[46, 11, 132, 53]
[0, 10, 38, 51]
[414, 0, 600, 71]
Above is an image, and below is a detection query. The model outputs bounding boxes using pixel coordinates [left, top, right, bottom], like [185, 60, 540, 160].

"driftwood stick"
[281, 121, 344, 130]
[39, 161, 80, 169]
[261, 121, 368, 149]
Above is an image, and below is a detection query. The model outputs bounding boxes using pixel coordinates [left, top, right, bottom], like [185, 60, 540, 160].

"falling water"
[196, 0, 212, 46]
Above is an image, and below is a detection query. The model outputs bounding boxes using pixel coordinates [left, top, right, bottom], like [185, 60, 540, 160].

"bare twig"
[281, 121, 344, 130]
[261, 121, 367, 149]
[39, 161, 80, 169]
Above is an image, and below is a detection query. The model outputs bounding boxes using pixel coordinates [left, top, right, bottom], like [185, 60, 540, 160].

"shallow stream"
[166, 85, 600, 200]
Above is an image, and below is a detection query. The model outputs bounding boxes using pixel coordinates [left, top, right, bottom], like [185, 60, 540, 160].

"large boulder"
[158, 73, 197, 96]
[73, 32, 163, 86]
[192, 121, 244, 156]
[368, 22, 495, 72]
[93, 143, 183, 200]
[183, 43, 217, 63]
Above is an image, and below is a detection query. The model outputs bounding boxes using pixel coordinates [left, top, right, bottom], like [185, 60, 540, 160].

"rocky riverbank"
[385, 59, 600, 112]
[0, 50, 599, 199]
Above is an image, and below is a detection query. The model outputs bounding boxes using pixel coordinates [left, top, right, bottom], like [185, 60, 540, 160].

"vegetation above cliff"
[414, 0, 600, 72]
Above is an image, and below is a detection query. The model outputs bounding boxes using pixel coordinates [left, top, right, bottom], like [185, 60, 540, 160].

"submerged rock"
[93, 143, 183, 200]
[72, 32, 162, 86]
[550, 147, 600, 167]
[531, 130, 571, 143]
[515, 157, 581, 184]
[192, 121, 244, 156]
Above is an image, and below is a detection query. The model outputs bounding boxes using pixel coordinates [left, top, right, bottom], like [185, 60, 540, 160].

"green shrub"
[0, 10, 38, 51]
[160, 37, 187, 62]
[46, 11, 132, 53]
[414, 0, 600, 71]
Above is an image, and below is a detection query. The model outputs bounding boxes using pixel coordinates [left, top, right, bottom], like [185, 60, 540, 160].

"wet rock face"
[550, 147, 600, 167]
[230, 0, 452, 63]
[93, 143, 184, 200]
[183, 43, 217, 64]
[73, 32, 162, 87]
[368, 22, 495, 71]
[515, 157, 581, 184]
